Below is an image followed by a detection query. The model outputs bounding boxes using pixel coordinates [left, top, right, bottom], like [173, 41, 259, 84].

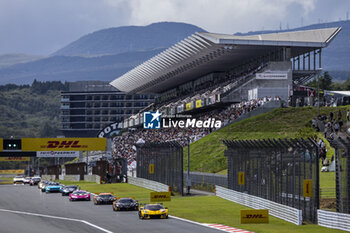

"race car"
[29, 177, 41, 186]
[38, 180, 49, 190]
[112, 198, 138, 211]
[45, 182, 62, 193]
[93, 193, 117, 205]
[60, 185, 79, 196]
[138, 203, 168, 219]
[23, 177, 32, 184]
[13, 176, 25, 185]
[69, 190, 90, 201]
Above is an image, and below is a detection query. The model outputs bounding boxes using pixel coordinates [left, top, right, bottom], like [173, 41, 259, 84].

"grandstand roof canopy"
[110, 27, 341, 94]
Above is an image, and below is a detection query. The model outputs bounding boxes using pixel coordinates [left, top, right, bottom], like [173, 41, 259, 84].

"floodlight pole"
[186, 137, 191, 195]
[317, 68, 322, 116]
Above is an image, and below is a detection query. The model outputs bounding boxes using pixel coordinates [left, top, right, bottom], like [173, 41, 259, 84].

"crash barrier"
[185, 171, 227, 188]
[224, 138, 319, 223]
[216, 185, 302, 225]
[92, 160, 108, 183]
[58, 175, 80, 181]
[65, 162, 86, 181]
[334, 144, 350, 214]
[41, 175, 56, 181]
[318, 210, 350, 232]
[128, 176, 169, 192]
[84, 175, 101, 184]
[136, 141, 183, 195]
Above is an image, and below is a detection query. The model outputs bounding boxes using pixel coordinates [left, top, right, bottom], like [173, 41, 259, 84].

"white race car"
[13, 176, 25, 185]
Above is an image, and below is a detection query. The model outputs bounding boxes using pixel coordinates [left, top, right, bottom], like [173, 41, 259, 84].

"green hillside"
[0, 81, 67, 138]
[187, 106, 348, 173]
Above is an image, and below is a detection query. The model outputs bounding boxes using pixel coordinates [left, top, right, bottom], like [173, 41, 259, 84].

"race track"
[0, 185, 222, 233]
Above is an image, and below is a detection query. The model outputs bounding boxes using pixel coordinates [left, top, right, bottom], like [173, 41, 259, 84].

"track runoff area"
[0, 185, 244, 233]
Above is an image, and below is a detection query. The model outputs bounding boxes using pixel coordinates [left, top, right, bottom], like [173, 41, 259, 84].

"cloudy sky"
[0, 0, 348, 55]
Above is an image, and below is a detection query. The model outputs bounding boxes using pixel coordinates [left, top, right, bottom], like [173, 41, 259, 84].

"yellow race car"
[138, 203, 168, 219]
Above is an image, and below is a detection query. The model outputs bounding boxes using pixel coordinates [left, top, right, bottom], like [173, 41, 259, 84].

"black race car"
[113, 198, 138, 211]
[93, 193, 117, 205]
[61, 185, 79, 196]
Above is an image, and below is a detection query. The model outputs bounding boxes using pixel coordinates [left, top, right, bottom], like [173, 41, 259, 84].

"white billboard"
[37, 151, 80, 158]
[256, 72, 288, 80]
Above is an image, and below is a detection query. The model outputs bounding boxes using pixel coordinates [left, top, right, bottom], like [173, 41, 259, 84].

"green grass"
[57, 181, 344, 233]
[186, 106, 350, 173]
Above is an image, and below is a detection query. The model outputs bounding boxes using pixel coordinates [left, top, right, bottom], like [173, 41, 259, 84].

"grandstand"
[109, 27, 341, 162]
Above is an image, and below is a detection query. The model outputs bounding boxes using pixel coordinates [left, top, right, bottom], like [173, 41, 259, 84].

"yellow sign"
[149, 164, 154, 174]
[0, 138, 2, 151]
[22, 138, 107, 151]
[150, 192, 171, 202]
[238, 172, 245, 185]
[0, 169, 25, 174]
[195, 99, 202, 108]
[0, 157, 30, 162]
[240, 209, 269, 224]
[186, 103, 192, 111]
[303, 179, 312, 197]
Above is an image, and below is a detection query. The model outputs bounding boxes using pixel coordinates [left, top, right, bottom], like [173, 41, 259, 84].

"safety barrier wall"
[84, 175, 101, 184]
[318, 210, 350, 232]
[216, 185, 302, 225]
[58, 175, 80, 181]
[41, 175, 56, 181]
[186, 171, 227, 188]
[128, 176, 169, 192]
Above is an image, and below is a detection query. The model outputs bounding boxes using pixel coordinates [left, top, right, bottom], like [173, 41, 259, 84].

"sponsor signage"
[256, 72, 288, 80]
[149, 163, 154, 174]
[22, 138, 106, 151]
[186, 102, 192, 111]
[238, 172, 245, 185]
[97, 122, 121, 138]
[0, 157, 30, 162]
[195, 99, 202, 108]
[0, 138, 2, 151]
[0, 169, 24, 174]
[240, 209, 269, 224]
[37, 151, 80, 158]
[0, 152, 36, 157]
[303, 179, 312, 197]
[150, 192, 171, 202]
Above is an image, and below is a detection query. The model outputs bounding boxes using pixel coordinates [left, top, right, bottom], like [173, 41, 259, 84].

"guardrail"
[216, 185, 302, 225]
[318, 210, 350, 231]
[58, 175, 80, 181]
[128, 176, 169, 192]
[320, 188, 336, 198]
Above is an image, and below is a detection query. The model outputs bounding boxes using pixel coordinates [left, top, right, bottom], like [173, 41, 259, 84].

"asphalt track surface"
[0, 185, 222, 233]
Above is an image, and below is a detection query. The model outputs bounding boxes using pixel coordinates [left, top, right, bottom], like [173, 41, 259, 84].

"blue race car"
[45, 182, 62, 193]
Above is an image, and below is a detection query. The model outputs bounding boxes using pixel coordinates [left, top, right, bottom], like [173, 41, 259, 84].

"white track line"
[0, 208, 113, 233]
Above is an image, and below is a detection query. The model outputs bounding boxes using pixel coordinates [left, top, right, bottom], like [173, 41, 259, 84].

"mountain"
[53, 22, 206, 57]
[235, 20, 350, 80]
[0, 22, 205, 85]
[0, 54, 43, 68]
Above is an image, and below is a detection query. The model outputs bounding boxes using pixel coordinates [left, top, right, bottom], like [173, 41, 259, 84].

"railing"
[216, 185, 302, 225]
[128, 176, 169, 192]
[318, 210, 350, 232]
[186, 172, 227, 188]
[320, 188, 336, 198]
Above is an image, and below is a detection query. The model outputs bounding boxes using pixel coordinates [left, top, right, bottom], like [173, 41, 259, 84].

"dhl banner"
[195, 99, 202, 108]
[0, 138, 2, 151]
[0, 169, 24, 174]
[22, 138, 106, 151]
[240, 209, 269, 224]
[150, 192, 171, 202]
[0, 157, 30, 162]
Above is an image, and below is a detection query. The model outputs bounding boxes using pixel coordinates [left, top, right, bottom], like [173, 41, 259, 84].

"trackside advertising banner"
[0, 157, 30, 162]
[0, 170, 24, 174]
[0, 138, 2, 151]
[22, 138, 106, 151]
[37, 151, 80, 158]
